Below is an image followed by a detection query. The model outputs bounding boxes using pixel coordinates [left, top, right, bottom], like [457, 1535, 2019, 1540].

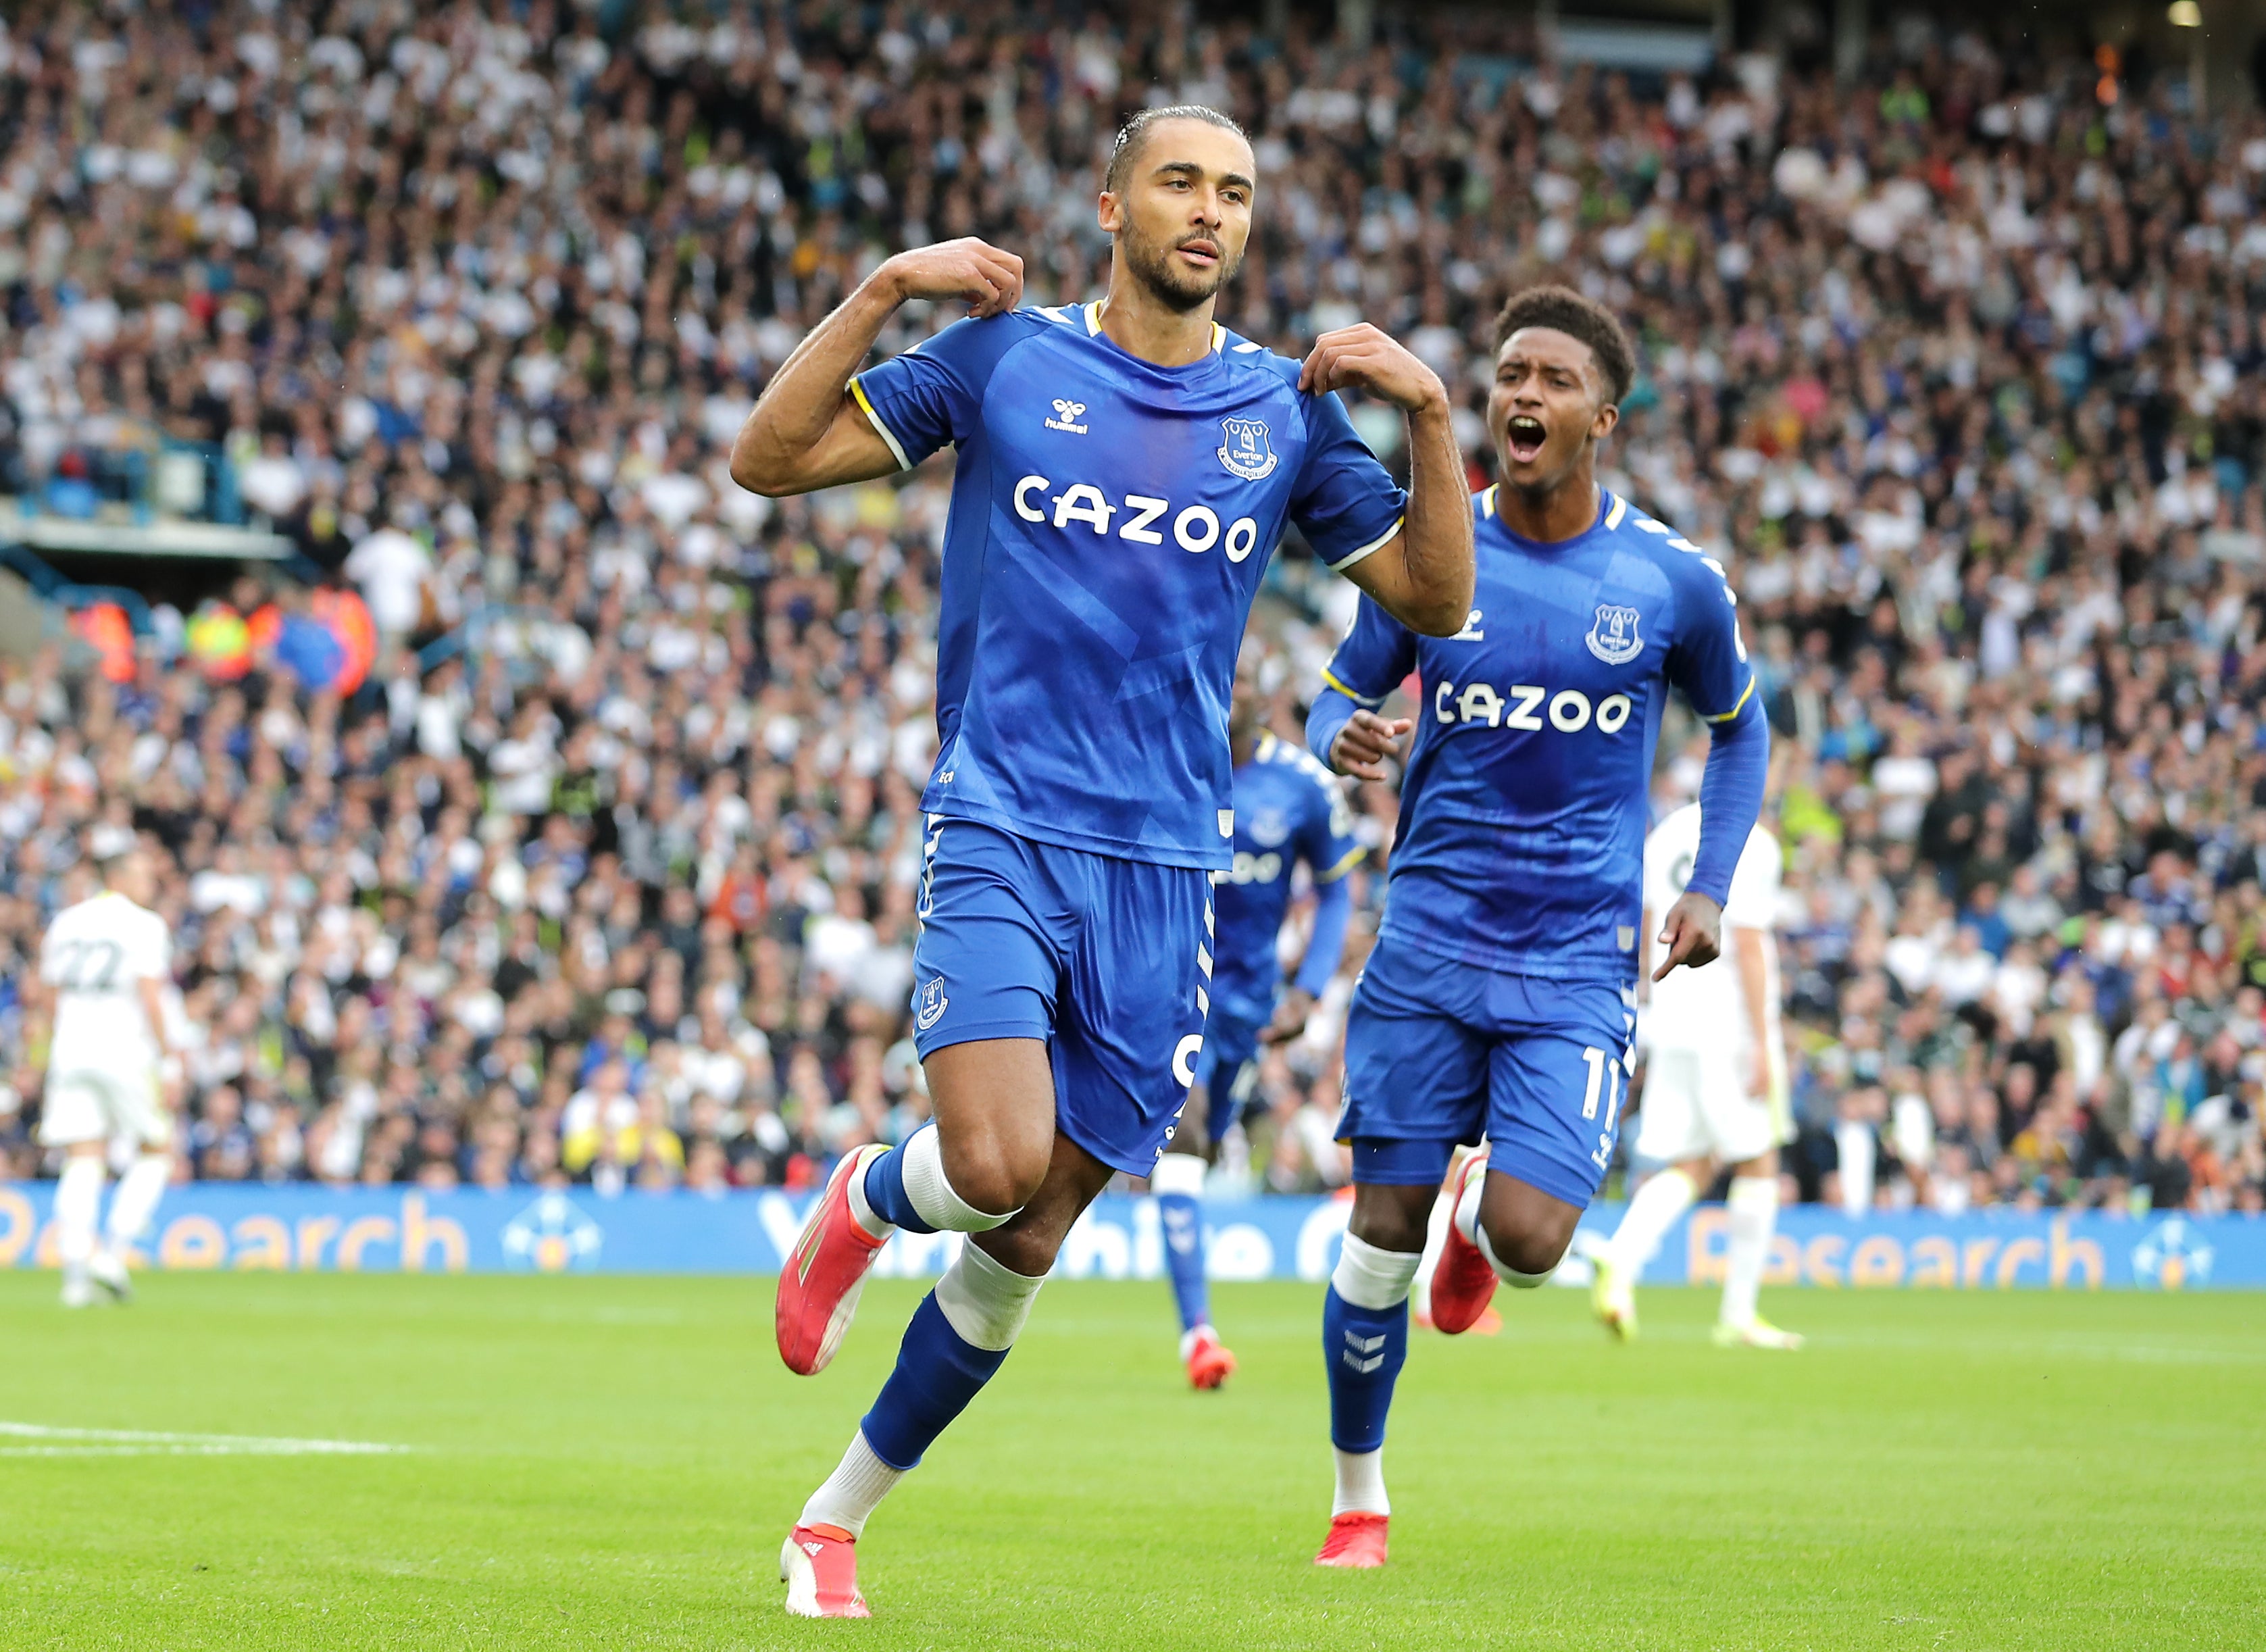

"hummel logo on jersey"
[1217, 416, 1278, 480]
[1044, 399, 1088, 434]
[1451, 608, 1485, 641]
[1586, 603, 1644, 666]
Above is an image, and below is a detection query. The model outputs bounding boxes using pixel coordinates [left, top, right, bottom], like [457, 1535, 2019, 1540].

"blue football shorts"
[1336, 936, 1638, 1207]
[1192, 1003, 1265, 1143]
[909, 816, 1212, 1176]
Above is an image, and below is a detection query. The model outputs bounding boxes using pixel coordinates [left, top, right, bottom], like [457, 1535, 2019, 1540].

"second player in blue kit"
[732, 105, 1475, 1616]
[1302, 286, 1769, 1569]
[1152, 654, 1365, 1391]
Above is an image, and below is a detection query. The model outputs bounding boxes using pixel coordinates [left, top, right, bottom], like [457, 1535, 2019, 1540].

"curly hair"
[1492, 286, 1635, 405]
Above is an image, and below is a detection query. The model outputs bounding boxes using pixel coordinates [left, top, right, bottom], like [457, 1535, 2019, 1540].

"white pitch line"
[0, 1421, 408, 1457]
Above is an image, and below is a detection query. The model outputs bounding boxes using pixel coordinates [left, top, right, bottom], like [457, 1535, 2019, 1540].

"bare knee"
[1480, 1216, 1571, 1280]
[1476, 1174, 1583, 1279]
[938, 1131, 1050, 1217]
[924, 1038, 1057, 1215]
[1348, 1184, 1432, 1255]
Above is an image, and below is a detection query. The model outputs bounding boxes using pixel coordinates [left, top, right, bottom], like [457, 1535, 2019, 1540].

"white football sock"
[1721, 1176, 1779, 1328]
[799, 1430, 906, 1538]
[1332, 1445, 1390, 1518]
[1150, 1151, 1207, 1197]
[1331, 1231, 1421, 1310]
[103, 1154, 171, 1255]
[844, 1145, 892, 1241]
[1608, 1167, 1698, 1277]
[1834, 1120, 1875, 1216]
[1450, 1165, 1553, 1288]
[932, 1237, 1045, 1351]
[54, 1156, 105, 1268]
[901, 1126, 1019, 1233]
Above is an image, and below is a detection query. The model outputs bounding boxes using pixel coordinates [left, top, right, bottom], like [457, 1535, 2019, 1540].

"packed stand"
[0, 2, 2260, 1215]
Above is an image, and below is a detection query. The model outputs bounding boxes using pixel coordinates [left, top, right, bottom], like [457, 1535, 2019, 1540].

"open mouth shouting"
[1505, 414, 1547, 465]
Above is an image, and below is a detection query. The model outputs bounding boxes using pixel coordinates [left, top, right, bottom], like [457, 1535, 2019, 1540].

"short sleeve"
[1721, 830, 1780, 929]
[1301, 765, 1365, 884]
[849, 314, 1025, 471]
[1290, 389, 1407, 572]
[1664, 552, 1755, 724]
[1320, 595, 1417, 709]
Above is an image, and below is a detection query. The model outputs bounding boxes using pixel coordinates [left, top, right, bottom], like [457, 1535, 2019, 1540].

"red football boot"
[781, 1524, 871, 1618]
[1182, 1325, 1238, 1391]
[1314, 1512, 1389, 1569]
[776, 1143, 890, 1376]
[1428, 1145, 1499, 1335]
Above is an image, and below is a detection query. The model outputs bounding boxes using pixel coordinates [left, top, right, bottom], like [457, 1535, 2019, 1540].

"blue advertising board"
[0, 1183, 2257, 1288]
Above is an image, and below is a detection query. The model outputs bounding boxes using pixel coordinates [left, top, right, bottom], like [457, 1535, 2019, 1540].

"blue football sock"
[859, 1291, 1011, 1470]
[1322, 1284, 1409, 1453]
[862, 1132, 937, 1234]
[1157, 1192, 1209, 1334]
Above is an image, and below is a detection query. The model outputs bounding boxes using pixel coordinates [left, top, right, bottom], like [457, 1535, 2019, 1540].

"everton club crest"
[1217, 417, 1279, 481]
[1586, 603, 1644, 666]
[915, 976, 949, 1031]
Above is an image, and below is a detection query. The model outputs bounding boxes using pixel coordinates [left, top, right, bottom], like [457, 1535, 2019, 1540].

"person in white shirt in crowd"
[1594, 797, 1802, 1350]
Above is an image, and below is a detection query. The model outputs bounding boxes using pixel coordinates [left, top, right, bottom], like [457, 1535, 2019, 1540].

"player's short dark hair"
[1104, 104, 1249, 196]
[1492, 286, 1635, 407]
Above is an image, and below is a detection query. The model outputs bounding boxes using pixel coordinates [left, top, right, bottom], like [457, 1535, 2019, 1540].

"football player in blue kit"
[1156, 651, 1365, 1391]
[1303, 287, 1769, 1570]
[730, 105, 1476, 1617]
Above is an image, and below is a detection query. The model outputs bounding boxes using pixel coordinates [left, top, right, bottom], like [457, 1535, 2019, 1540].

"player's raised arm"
[1297, 326, 1474, 636]
[729, 238, 1025, 497]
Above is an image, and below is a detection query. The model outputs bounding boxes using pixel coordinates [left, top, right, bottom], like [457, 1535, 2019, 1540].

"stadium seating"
[0, 5, 2259, 1218]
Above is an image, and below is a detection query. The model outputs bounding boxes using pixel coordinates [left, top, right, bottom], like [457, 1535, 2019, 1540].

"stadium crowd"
[0, 1, 2262, 1218]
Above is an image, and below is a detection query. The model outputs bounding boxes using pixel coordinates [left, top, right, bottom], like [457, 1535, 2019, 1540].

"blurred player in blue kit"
[1154, 651, 1365, 1391]
[732, 104, 1475, 1616]
[1303, 287, 1769, 1569]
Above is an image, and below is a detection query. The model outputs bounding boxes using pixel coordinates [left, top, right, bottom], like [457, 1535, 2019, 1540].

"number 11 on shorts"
[1581, 1046, 1621, 1170]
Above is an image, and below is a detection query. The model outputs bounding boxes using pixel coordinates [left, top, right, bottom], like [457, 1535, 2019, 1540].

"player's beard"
[1119, 220, 1240, 314]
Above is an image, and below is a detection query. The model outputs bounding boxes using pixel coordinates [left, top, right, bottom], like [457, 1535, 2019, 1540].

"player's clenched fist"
[1298, 323, 1449, 415]
[1327, 709, 1411, 782]
[875, 238, 1025, 319]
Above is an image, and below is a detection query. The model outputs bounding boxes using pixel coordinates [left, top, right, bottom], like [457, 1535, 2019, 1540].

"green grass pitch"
[1, 1272, 2260, 1651]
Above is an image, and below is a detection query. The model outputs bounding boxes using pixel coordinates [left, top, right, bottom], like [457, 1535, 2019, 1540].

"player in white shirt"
[34, 851, 180, 1308]
[1593, 801, 1803, 1349]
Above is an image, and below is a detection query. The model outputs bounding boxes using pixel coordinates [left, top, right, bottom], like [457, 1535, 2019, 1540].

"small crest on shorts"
[1586, 603, 1644, 666]
[915, 977, 949, 1031]
[1217, 418, 1278, 481]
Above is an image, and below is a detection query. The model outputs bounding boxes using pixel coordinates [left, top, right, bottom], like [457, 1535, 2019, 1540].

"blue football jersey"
[1210, 732, 1365, 1022]
[1319, 486, 1756, 983]
[853, 302, 1407, 870]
